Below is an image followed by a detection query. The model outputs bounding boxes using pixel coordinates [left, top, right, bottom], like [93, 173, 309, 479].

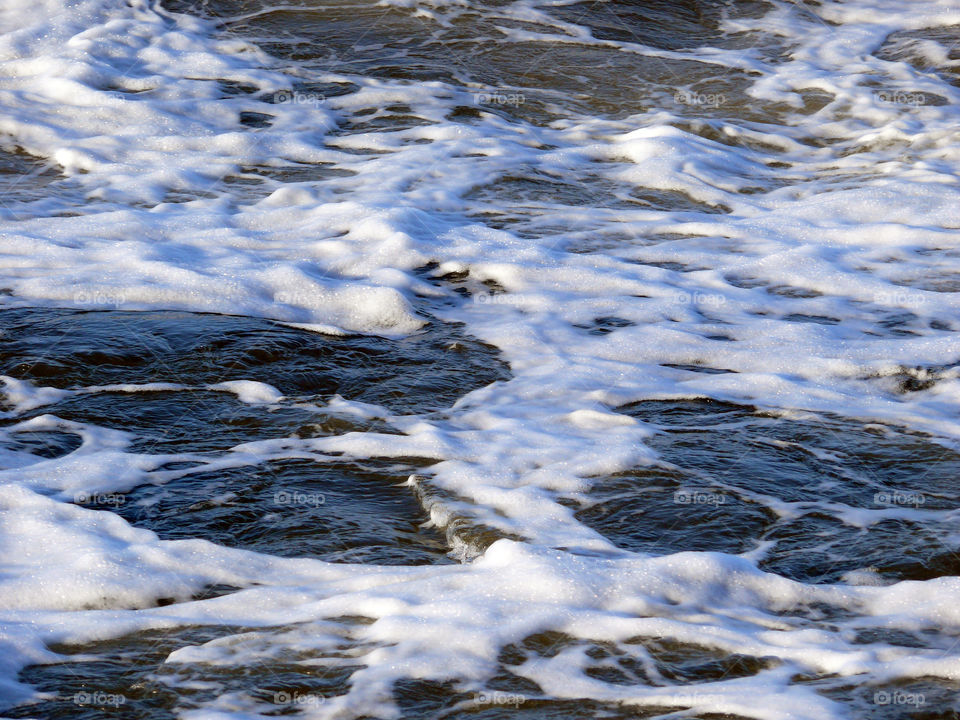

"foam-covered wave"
[0, 0, 959, 717]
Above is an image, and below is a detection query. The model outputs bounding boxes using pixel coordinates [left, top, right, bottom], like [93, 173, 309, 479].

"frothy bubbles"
[1, 0, 960, 717]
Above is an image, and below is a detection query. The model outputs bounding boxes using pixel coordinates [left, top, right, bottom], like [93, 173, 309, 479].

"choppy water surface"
[0, 308, 508, 562]
[0, 0, 959, 718]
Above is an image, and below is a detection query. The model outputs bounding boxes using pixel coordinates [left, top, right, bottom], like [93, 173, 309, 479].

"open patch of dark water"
[575, 399, 960, 585]
[0, 307, 507, 414]
[0, 308, 508, 566]
[112, 458, 451, 565]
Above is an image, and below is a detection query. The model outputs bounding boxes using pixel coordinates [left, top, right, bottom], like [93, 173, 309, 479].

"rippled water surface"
[1, 0, 960, 718]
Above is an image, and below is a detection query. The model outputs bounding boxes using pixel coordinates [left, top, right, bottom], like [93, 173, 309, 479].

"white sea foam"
[0, 0, 959, 716]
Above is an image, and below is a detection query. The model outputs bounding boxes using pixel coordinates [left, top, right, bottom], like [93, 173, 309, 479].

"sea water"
[0, 0, 959, 717]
